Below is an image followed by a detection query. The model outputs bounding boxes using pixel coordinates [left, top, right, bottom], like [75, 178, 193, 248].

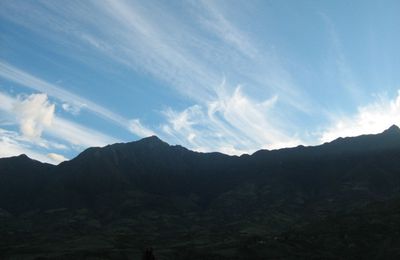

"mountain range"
[2, 125, 400, 259]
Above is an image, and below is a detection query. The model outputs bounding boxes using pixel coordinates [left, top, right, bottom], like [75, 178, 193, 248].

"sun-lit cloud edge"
[319, 91, 400, 143]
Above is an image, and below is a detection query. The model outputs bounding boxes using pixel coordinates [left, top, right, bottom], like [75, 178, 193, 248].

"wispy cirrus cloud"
[161, 84, 302, 155]
[319, 12, 364, 104]
[0, 61, 155, 137]
[0, 91, 121, 163]
[193, 1, 314, 113]
[0, 0, 314, 155]
[91, 0, 221, 101]
[196, 0, 259, 60]
[0, 91, 120, 148]
[0, 61, 123, 125]
[128, 119, 155, 138]
[89, 0, 308, 152]
[0, 1, 311, 107]
[48, 117, 119, 148]
[0, 0, 344, 156]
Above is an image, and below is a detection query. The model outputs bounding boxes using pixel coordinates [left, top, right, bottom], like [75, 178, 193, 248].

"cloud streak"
[0, 1, 312, 107]
[49, 117, 119, 148]
[2, 0, 376, 158]
[0, 0, 312, 154]
[129, 119, 155, 138]
[0, 61, 155, 137]
[162, 85, 302, 155]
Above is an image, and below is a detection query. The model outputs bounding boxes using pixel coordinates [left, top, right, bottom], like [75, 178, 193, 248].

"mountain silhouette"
[2, 125, 400, 259]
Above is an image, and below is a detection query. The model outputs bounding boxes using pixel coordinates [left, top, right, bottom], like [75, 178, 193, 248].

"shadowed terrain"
[2, 126, 400, 259]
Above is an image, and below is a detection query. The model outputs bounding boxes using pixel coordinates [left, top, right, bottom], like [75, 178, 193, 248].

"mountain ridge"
[1, 124, 400, 213]
[2, 125, 400, 259]
[5, 124, 400, 163]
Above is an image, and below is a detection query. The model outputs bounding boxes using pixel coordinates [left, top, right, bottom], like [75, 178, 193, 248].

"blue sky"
[1, 0, 400, 164]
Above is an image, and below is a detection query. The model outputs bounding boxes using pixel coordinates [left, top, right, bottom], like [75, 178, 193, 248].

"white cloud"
[47, 153, 68, 164]
[192, 1, 313, 114]
[0, 91, 120, 162]
[0, 1, 317, 153]
[161, 85, 302, 155]
[91, 0, 219, 101]
[128, 119, 155, 138]
[62, 103, 81, 115]
[13, 93, 55, 140]
[0, 61, 153, 137]
[320, 91, 400, 143]
[165, 105, 200, 132]
[0, 91, 14, 111]
[0, 128, 58, 164]
[48, 117, 119, 148]
[1, 91, 118, 148]
[0, 1, 312, 111]
[196, 0, 259, 59]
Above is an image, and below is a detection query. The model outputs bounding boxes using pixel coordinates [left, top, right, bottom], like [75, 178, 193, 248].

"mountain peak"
[135, 135, 169, 147]
[139, 135, 163, 142]
[383, 124, 400, 135]
[10, 154, 32, 161]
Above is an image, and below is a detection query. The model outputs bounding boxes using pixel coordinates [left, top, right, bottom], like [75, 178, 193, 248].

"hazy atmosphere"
[1, 0, 400, 164]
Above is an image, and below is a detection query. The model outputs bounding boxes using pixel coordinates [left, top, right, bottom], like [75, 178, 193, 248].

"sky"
[1, 0, 400, 164]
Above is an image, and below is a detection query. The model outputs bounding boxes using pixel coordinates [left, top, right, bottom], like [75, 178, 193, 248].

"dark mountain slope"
[2, 126, 400, 259]
[2, 126, 400, 213]
[55, 136, 239, 205]
[0, 155, 55, 213]
[249, 125, 400, 196]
